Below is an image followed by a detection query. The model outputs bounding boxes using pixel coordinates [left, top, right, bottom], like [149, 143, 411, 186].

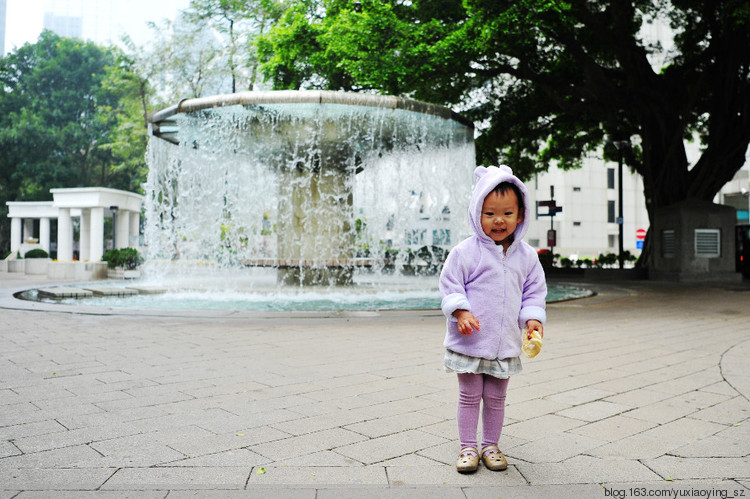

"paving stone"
[556, 400, 633, 422]
[623, 390, 730, 424]
[671, 420, 750, 458]
[0, 419, 68, 441]
[12, 421, 145, 454]
[386, 464, 527, 486]
[0, 440, 21, 459]
[378, 453, 445, 467]
[0, 467, 116, 490]
[503, 414, 585, 439]
[464, 484, 607, 499]
[82, 286, 138, 297]
[506, 431, 607, 463]
[642, 456, 750, 480]
[2, 277, 750, 494]
[515, 455, 662, 485]
[566, 415, 657, 441]
[603, 389, 676, 407]
[318, 487, 466, 499]
[36, 287, 93, 298]
[588, 417, 727, 459]
[15, 492, 167, 498]
[690, 396, 750, 425]
[165, 491, 316, 499]
[245, 466, 388, 485]
[343, 411, 444, 438]
[545, 387, 617, 406]
[250, 428, 368, 462]
[163, 448, 268, 467]
[334, 430, 450, 465]
[101, 467, 251, 490]
[506, 398, 572, 420]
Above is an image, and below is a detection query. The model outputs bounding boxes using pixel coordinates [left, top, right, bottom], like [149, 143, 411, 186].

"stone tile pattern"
[0, 277, 749, 495]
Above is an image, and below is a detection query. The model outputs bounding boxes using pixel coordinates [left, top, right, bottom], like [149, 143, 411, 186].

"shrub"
[537, 249, 554, 268]
[24, 248, 49, 259]
[102, 248, 142, 269]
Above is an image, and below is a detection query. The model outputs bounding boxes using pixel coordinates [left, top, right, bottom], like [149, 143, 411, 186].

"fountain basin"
[146, 90, 475, 286]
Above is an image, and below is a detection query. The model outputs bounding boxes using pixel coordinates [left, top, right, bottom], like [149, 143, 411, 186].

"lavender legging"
[457, 373, 509, 450]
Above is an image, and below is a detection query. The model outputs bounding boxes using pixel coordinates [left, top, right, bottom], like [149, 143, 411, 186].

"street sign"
[636, 228, 647, 240]
[536, 200, 562, 217]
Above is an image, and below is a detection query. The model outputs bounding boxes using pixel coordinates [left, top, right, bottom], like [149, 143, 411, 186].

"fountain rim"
[148, 90, 475, 129]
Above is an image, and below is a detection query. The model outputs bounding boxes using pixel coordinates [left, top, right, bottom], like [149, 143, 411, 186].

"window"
[607, 168, 615, 189]
[608, 201, 616, 223]
[432, 229, 451, 246]
[573, 186, 581, 192]
[608, 234, 616, 248]
[695, 229, 720, 257]
[405, 229, 425, 245]
[573, 221, 581, 226]
[662, 230, 675, 258]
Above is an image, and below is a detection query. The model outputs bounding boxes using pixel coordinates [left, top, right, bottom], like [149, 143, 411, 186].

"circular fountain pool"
[19, 275, 592, 312]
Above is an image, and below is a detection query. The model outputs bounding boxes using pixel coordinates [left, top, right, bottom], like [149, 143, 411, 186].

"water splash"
[144, 93, 474, 290]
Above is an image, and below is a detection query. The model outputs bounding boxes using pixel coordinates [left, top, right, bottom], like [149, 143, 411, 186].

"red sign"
[636, 229, 647, 240]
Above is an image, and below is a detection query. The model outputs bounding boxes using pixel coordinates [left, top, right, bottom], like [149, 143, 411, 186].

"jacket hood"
[469, 165, 531, 245]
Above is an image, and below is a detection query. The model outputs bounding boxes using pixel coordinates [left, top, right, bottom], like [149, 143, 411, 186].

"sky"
[3, 0, 191, 55]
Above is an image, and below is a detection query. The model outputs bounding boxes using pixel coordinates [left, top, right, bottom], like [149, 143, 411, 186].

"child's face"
[480, 189, 523, 249]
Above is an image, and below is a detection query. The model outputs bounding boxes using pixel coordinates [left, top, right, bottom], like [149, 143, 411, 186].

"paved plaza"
[0, 271, 749, 498]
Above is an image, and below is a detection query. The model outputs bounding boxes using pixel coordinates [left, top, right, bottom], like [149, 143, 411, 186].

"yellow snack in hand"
[522, 329, 543, 358]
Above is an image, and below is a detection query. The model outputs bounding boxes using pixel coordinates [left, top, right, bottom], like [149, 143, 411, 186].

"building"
[3, 0, 189, 55]
[524, 147, 750, 264]
[525, 153, 649, 262]
[6, 187, 143, 262]
[0, 0, 6, 55]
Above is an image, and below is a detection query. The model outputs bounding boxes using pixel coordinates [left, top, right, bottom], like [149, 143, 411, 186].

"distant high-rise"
[43, 13, 83, 39]
[42, 0, 112, 44]
[0, 0, 7, 56]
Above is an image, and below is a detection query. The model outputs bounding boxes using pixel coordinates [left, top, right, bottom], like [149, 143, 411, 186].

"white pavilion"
[6, 187, 143, 262]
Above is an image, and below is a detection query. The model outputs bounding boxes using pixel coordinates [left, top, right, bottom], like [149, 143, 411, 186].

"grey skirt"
[444, 349, 522, 379]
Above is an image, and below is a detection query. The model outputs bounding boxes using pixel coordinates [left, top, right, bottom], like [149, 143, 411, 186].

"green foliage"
[536, 249, 555, 268]
[0, 32, 148, 252]
[102, 248, 143, 270]
[24, 248, 49, 259]
[257, 0, 750, 242]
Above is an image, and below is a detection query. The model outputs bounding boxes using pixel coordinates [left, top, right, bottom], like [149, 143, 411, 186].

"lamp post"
[612, 141, 628, 269]
[109, 206, 119, 249]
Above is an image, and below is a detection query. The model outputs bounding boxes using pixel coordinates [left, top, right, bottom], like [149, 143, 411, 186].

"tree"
[186, 0, 288, 93]
[257, 0, 750, 264]
[136, 16, 227, 100]
[0, 31, 148, 251]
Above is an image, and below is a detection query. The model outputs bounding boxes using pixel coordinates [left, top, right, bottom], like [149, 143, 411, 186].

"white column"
[10, 218, 22, 254]
[40, 218, 51, 254]
[57, 208, 73, 261]
[79, 209, 91, 261]
[23, 219, 34, 241]
[129, 211, 140, 247]
[89, 207, 104, 261]
[115, 210, 130, 249]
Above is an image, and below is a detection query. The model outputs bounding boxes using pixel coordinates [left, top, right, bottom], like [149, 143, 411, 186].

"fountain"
[13, 91, 594, 312]
[145, 90, 476, 290]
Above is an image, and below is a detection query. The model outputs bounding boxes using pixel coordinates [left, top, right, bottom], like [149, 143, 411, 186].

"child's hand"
[453, 310, 480, 335]
[526, 319, 543, 339]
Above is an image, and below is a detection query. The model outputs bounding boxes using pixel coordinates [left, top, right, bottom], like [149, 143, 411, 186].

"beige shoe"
[456, 447, 479, 473]
[481, 445, 508, 471]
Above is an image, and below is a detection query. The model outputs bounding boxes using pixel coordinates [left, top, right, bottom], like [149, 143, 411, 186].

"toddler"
[439, 165, 547, 473]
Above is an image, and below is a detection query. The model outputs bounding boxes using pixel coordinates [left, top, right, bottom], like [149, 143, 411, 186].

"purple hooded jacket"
[440, 165, 547, 360]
